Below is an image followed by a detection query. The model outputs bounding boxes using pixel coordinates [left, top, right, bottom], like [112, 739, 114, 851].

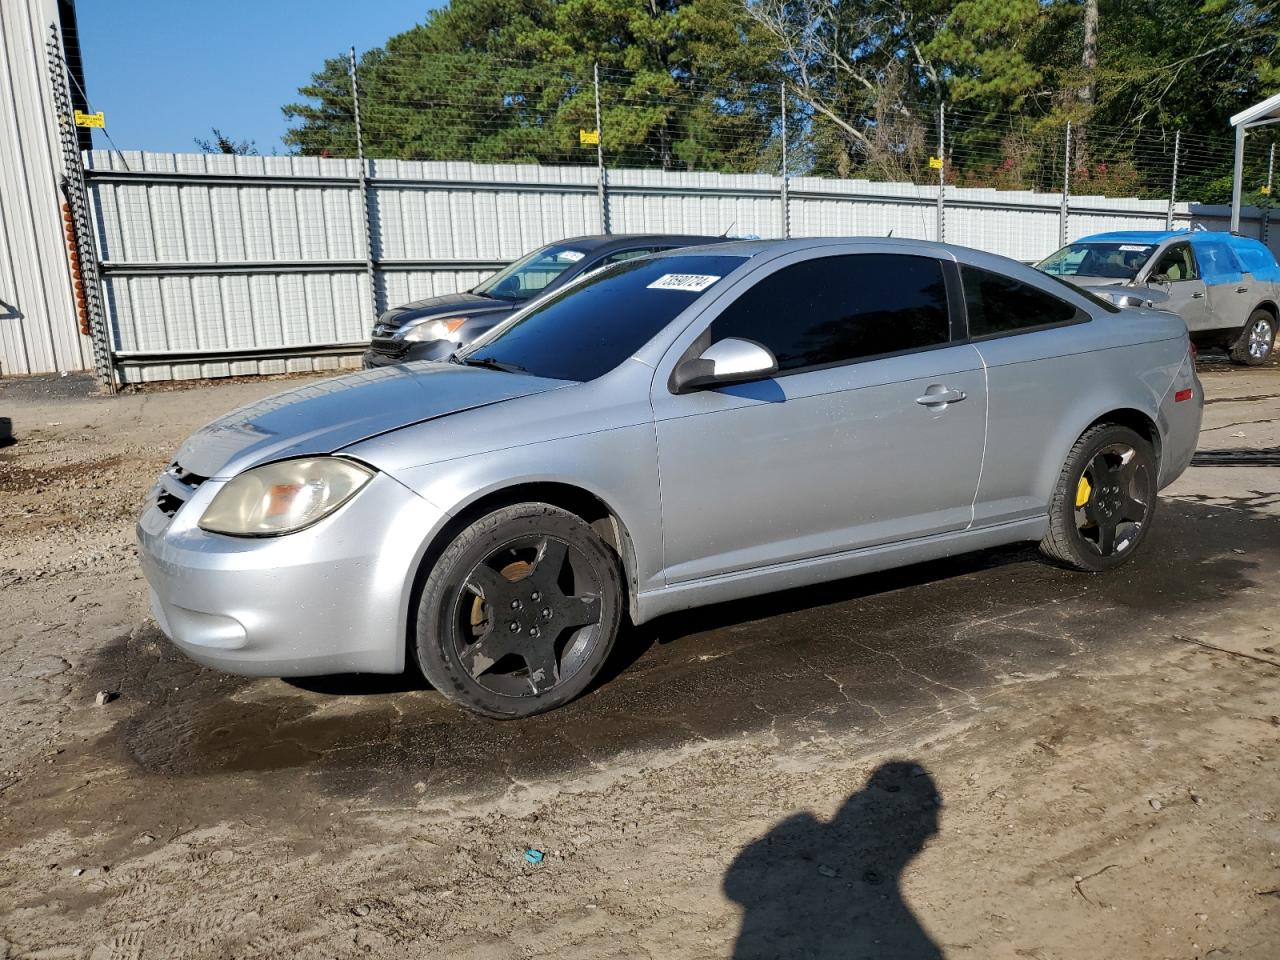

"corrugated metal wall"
[77, 150, 1280, 383]
[0, 0, 88, 377]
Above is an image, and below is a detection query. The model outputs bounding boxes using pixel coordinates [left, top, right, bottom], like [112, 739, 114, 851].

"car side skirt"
[633, 515, 1047, 625]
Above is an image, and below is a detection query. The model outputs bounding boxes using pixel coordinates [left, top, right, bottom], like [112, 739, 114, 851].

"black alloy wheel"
[1041, 423, 1157, 572]
[1072, 441, 1152, 558]
[415, 503, 623, 718]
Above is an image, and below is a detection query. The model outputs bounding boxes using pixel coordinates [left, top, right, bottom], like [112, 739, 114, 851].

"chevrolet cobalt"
[140, 239, 1203, 719]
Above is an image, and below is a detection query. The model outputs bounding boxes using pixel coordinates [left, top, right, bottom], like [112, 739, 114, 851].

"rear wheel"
[1230, 309, 1276, 366]
[1040, 424, 1157, 572]
[414, 503, 623, 719]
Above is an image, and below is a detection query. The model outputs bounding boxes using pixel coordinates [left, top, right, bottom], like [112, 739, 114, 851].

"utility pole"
[936, 102, 946, 243]
[1166, 130, 1180, 231]
[1060, 121, 1072, 247]
[1230, 125, 1245, 233]
[48, 26, 114, 391]
[349, 46, 378, 319]
[1265, 143, 1276, 245]
[780, 84, 790, 239]
[593, 63, 608, 234]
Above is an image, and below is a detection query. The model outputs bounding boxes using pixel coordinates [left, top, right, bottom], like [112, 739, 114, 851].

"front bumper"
[137, 471, 450, 677]
[362, 337, 456, 369]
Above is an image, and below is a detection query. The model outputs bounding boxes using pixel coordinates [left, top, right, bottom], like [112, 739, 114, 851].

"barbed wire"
[69, 41, 1275, 206]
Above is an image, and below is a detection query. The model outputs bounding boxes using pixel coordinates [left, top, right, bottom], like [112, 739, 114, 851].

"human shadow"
[724, 760, 942, 959]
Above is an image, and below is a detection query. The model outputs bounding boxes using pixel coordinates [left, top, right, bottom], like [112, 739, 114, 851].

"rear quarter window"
[1230, 238, 1280, 282]
[962, 267, 1089, 338]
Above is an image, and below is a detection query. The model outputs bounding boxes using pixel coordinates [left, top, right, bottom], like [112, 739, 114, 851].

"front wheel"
[1040, 424, 1157, 572]
[414, 503, 623, 719]
[1230, 309, 1276, 366]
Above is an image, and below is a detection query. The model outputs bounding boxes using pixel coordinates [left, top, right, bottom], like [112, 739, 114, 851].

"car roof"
[1075, 229, 1242, 246]
[651, 236, 1012, 261]
[555, 233, 728, 252]
[647, 236, 1089, 292]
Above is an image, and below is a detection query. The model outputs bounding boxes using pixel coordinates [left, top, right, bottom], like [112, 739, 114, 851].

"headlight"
[400, 317, 466, 342]
[198, 458, 374, 536]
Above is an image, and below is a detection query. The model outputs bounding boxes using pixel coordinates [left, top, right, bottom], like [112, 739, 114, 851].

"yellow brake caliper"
[1075, 474, 1092, 509]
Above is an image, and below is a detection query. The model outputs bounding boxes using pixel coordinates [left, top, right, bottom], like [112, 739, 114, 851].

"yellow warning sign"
[928, 156, 943, 170]
[74, 110, 105, 128]
[579, 128, 599, 146]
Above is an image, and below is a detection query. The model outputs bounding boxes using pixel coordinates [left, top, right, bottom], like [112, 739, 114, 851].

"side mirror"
[671, 338, 779, 394]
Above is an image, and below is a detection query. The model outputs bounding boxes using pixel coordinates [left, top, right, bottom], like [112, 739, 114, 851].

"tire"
[1040, 423, 1158, 573]
[1230, 309, 1276, 366]
[414, 502, 623, 719]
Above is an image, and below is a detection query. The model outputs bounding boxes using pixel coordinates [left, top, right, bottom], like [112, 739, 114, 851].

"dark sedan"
[363, 234, 726, 367]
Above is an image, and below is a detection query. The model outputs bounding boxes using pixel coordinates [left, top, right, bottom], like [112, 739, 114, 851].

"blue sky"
[76, 0, 445, 154]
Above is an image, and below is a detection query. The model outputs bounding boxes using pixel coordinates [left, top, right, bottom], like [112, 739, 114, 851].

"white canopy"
[1230, 94, 1280, 231]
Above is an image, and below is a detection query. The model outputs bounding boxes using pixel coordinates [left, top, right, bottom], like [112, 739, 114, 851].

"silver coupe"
[139, 238, 1203, 718]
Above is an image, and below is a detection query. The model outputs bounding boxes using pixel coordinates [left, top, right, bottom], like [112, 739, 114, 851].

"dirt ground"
[1, 357, 1278, 960]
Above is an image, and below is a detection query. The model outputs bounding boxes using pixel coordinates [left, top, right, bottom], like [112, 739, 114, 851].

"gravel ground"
[1, 359, 1278, 959]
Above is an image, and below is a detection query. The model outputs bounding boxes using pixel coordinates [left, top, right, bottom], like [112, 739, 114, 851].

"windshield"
[1037, 242, 1157, 280]
[473, 243, 590, 302]
[460, 254, 746, 382]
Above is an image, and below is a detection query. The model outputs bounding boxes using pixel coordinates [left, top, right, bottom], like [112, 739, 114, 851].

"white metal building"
[0, 0, 89, 376]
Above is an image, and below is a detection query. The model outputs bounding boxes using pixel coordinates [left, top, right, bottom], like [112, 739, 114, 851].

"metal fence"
[84, 148, 1275, 383]
[65, 49, 1280, 384]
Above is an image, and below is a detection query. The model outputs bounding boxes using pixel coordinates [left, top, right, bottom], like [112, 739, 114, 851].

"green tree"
[924, 0, 1044, 109]
[283, 0, 779, 172]
[194, 128, 258, 155]
[750, 0, 952, 178]
[921, 0, 1074, 191]
[282, 0, 1279, 196]
[1090, 0, 1278, 131]
[1075, 0, 1278, 197]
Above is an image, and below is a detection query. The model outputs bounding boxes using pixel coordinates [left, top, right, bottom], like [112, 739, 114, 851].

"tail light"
[1188, 337, 1197, 361]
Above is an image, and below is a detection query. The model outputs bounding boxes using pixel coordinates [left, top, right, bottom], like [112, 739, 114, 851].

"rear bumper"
[137, 472, 451, 676]
[1157, 353, 1203, 489]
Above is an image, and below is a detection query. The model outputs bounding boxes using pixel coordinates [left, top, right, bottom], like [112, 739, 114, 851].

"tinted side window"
[963, 267, 1081, 338]
[710, 254, 950, 372]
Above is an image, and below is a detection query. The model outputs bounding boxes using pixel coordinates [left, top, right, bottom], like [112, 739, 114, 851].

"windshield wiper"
[455, 355, 527, 374]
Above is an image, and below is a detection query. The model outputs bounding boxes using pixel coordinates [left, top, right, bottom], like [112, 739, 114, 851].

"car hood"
[170, 363, 568, 479]
[1058, 275, 1171, 306]
[377, 292, 518, 330]
[1057, 275, 1130, 288]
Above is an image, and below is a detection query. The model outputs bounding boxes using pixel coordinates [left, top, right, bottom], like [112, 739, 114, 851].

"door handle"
[1236, 286, 1249, 293]
[915, 387, 967, 407]
[1191, 292, 1205, 299]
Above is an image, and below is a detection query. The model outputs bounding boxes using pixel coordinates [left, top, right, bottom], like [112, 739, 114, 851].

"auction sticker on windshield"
[647, 274, 721, 292]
